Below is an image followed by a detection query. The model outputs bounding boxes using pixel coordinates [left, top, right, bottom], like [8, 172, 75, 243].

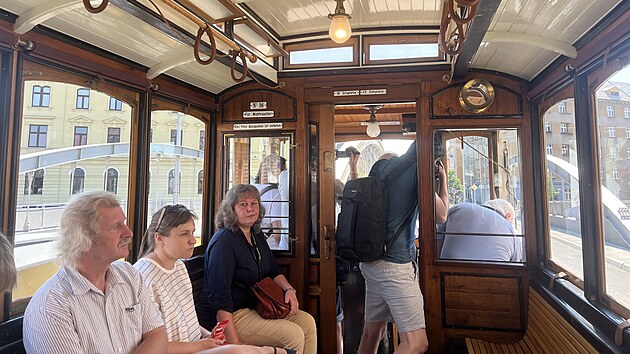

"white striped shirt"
[134, 258, 201, 342]
[23, 261, 164, 354]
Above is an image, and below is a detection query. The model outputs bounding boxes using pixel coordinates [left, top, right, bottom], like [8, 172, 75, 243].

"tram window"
[435, 129, 525, 264]
[224, 134, 293, 252]
[148, 110, 205, 246]
[12, 78, 132, 310]
[363, 34, 441, 65]
[542, 97, 584, 279]
[284, 38, 359, 69]
[594, 65, 630, 314]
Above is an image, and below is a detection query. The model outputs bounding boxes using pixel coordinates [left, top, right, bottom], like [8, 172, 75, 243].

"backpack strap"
[259, 184, 278, 197]
[384, 207, 416, 252]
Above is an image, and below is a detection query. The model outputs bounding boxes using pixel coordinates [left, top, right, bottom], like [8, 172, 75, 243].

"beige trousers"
[233, 308, 317, 354]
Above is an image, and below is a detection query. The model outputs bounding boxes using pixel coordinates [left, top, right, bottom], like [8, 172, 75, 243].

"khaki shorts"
[360, 259, 425, 333]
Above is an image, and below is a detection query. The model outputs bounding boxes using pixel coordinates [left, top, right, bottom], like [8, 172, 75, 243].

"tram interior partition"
[0, 2, 630, 354]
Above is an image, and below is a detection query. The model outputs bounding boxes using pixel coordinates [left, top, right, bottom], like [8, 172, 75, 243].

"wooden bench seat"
[466, 289, 598, 354]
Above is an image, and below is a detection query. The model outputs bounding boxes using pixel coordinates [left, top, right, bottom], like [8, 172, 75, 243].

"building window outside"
[627, 148, 630, 159]
[560, 123, 568, 134]
[76, 88, 90, 109]
[624, 107, 630, 118]
[611, 147, 618, 159]
[107, 127, 121, 143]
[32, 85, 51, 107]
[606, 105, 614, 117]
[546, 144, 553, 155]
[149, 129, 153, 143]
[612, 168, 619, 180]
[545, 121, 551, 132]
[199, 130, 205, 151]
[626, 128, 630, 139]
[23, 169, 45, 195]
[562, 144, 569, 156]
[564, 188, 572, 200]
[559, 101, 566, 113]
[109, 97, 123, 111]
[105, 168, 118, 194]
[170, 129, 183, 145]
[28, 124, 48, 148]
[608, 127, 616, 137]
[73, 126, 88, 146]
[197, 170, 203, 194]
[72, 168, 85, 194]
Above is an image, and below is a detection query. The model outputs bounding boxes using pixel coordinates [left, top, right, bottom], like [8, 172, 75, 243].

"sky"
[611, 65, 630, 83]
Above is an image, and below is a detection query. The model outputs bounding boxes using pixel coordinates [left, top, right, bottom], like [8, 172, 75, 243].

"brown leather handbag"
[250, 277, 291, 319]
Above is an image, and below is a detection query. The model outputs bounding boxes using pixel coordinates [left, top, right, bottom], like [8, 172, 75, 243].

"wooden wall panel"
[442, 273, 524, 330]
[431, 82, 522, 118]
[222, 89, 296, 122]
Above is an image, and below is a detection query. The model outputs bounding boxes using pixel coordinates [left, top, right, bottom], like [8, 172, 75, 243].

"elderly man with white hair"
[24, 191, 166, 354]
[439, 199, 523, 262]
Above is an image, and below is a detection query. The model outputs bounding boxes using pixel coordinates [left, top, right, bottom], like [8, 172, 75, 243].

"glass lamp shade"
[366, 121, 381, 137]
[329, 15, 352, 43]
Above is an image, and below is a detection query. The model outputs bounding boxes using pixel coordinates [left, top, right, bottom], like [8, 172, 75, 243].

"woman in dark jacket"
[198, 184, 316, 354]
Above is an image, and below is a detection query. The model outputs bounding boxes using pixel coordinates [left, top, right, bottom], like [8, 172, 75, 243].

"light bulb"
[366, 121, 380, 137]
[329, 15, 352, 43]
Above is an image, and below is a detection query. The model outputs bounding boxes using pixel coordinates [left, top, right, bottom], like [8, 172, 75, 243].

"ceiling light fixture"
[363, 104, 384, 138]
[328, 0, 352, 44]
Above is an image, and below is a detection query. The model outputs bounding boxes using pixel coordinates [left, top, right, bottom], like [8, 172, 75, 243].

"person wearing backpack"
[357, 141, 448, 354]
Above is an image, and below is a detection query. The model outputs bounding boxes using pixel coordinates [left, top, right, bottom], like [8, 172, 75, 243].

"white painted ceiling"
[0, 0, 624, 94]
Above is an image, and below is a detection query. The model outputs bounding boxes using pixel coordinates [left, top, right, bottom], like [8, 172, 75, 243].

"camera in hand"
[335, 147, 359, 159]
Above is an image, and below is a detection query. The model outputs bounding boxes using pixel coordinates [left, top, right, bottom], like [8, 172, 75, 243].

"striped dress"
[134, 258, 202, 342]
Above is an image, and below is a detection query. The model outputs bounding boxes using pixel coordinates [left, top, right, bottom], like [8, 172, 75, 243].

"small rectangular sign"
[233, 122, 283, 130]
[333, 89, 387, 97]
[249, 101, 267, 109]
[360, 89, 387, 95]
[243, 110, 274, 118]
[333, 90, 360, 97]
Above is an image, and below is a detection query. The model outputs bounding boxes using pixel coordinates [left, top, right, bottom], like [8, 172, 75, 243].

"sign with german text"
[243, 111, 274, 118]
[233, 123, 283, 130]
[333, 89, 387, 97]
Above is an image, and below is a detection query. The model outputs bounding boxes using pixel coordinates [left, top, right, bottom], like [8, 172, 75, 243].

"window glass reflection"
[14, 79, 131, 306]
[224, 134, 292, 251]
[436, 129, 524, 264]
[595, 66, 630, 311]
[148, 110, 205, 246]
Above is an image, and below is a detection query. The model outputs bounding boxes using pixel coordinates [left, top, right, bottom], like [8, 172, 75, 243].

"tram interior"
[0, 0, 629, 353]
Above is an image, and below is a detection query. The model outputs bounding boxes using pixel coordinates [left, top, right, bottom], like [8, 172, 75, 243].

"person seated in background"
[135, 204, 296, 354]
[254, 155, 288, 249]
[0, 232, 17, 294]
[23, 191, 167, 354]
[198, 184, 316, 354]
[439, 199, 523, 262]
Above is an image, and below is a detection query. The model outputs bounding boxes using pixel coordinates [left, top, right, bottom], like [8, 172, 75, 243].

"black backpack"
[336, 158, 414, 262]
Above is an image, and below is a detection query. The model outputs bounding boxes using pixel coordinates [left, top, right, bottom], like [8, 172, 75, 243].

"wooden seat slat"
[465, 288, 599, 354]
